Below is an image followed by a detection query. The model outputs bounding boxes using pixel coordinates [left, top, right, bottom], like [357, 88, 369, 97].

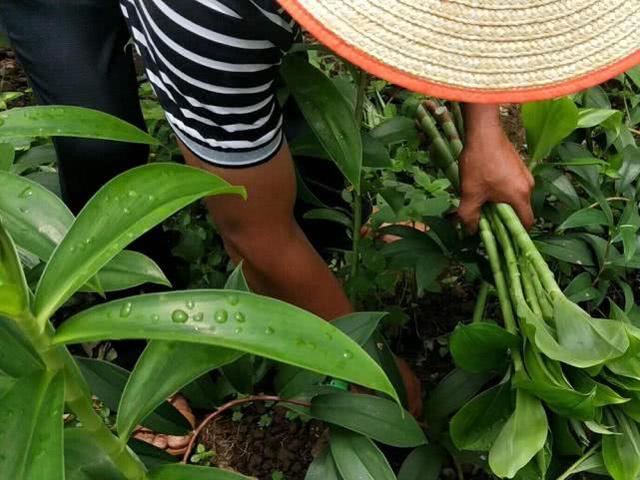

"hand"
[457, 104, 535, 234]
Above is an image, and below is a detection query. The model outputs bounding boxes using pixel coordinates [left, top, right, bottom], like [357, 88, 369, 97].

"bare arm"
[457, 104, 535, 233]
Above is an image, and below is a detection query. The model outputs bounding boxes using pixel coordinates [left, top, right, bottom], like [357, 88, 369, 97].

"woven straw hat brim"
[278, 0, 640, 103]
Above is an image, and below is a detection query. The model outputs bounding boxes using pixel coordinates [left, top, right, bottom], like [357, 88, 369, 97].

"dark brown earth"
[200, 404, 324, 480]
[0, 48, 32, 107]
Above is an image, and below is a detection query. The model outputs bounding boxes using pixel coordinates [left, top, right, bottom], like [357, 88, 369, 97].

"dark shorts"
[120, 0, 296, 167]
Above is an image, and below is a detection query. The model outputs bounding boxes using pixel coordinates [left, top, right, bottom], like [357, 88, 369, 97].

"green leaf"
[305, 449, 342, 480]
[64, 429, 125, 480]
[450, 323, 520, 374]
[370, 116, 419, 146]
[558, 208, 609, 231]
[603, 410, 640, 480]
[0, 143, 14, 171]
[577, 108, 623, 129]
[330, 429, 396, 480]
[34, 163, 245, 323]
[450, 382, 513, 451]
[54, 290, 398, 402]
[222, 354, 256, 394]
[150, 464, 252, 479]
[11, 144, 57, 175]
[0, 317, 45, 377]
[0, 106, 159, 144]
[76, 357, 192, 436]
[331, 312, 385, 346]
[118, 340, 240, 440]
[489, 390, 548, 479]
[426, 368, 492, 426]
[303, 208, 352, 229]
[398, 445, 444, 480]
[311, 393, 425, 447]
[0, 370, 65, 480]
[363, 132, 392, 169]
[0, 217, 29, 317]
[564, 272, 599, 303]
[81, 250, 170, 292]
[281, 55, 362, 191]
[534, 237, 595, 267]
[0, 170, 74, 261]
[225, 263, 250, 292]
[522, 98, 579, 162]
[364, 333, 409, 408]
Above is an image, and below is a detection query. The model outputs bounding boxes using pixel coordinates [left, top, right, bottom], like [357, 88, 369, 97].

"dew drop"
[151, 314, 160, 324]
[171, 309, 189, 323]
[234, 312, 246, 323]
[128, 190, 138, 197]
[84, 237, 93, 245]
[120, 302, 133, 318]
[265, 326, 275, 335]
[194, 312, 204, 322]
[123, 207, 131, 214]
[343, 351, 353, 359]
[227, 294, 239, 306]
[186, 300, 195, 310]
[18, 207, 29, 214]
[214, 310, 228, 324]
[147, 194, 155, 201]
[19, 187, 33, 199]
[234, 326, 243, 334]
[324, 332, 333, 341]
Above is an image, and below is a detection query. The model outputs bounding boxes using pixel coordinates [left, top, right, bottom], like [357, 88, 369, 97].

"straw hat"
[278, 0, 640, 103]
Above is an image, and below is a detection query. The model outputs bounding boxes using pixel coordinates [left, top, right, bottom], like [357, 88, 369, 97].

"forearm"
[463, 104, 502, 139]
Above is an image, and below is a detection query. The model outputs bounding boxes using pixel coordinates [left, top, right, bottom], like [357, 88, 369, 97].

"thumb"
[458, 193, 484, 234]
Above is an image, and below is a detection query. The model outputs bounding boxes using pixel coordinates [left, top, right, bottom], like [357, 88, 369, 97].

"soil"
[0, 48, 32, 107]
[200, 403, 324, 480]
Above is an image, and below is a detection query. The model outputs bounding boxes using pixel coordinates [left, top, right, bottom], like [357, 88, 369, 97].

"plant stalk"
[349, 69, 369, 304]
[19, 316, 148, 479]
[472, 282, 490, 323]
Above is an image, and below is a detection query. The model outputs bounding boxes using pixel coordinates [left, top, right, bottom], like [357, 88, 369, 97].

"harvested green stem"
[494, 203, 562, 299]
[472, 282, 490, 323]
[450, 102, 465, 141]
[415, 104, 460, 190]
[479, 215, 523, 371]
[423, 100, 463, 158]
[519, 258, 542, 317]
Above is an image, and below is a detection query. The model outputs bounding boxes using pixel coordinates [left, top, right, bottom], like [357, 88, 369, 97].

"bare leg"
[180, 140, 353, 321]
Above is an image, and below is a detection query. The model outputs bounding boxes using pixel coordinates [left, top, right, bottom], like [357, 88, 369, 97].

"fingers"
[458, 192, 484, 234]
[511, 195, 535, 230]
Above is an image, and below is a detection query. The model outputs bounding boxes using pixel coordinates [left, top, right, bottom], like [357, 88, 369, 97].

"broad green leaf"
[305, 449, 342, 480]
[558, 208, 609, 231]
[275, 363, 325, 399]
[577, 108, 623, 129]
[489, 390, 548, 479]
[0, 317, 45, 377]
[281, 55, 363, 191]
[0, 217, 29, 317]
[603, 410, 640, 480]
[75, 357, 191, 436]
[118, 341, 239, 439]
[553, 296, 629, 367]
[81, 250, 171, 293]
[54, 290, 398, 402]
[426, 368, 492, 426]
[0, 370, 64, 480]
[64, 429, 125, 480]
[0, 170, 74, 260]
[534, 237, 595, 266]
[0, 106, 159, 144]
[11, 144, 57, 175]
[450, 323, 520, 374]
[364, 333, 409, 407]
[150, 464, 251, 479]
[311, 393, 425, 447]
[330, 429, 396, 480]
[398, 445, 444, 480]
[522, 98, 579, 162]
[331, 312, 385, 346]
[564, 272, 599, 303]
[363, 132, 392, 169]
[370, 116, 419, 146]
[450, 382, 513, 451]
[221, 354, 256, 394]
[303, 208, 352, 229]
[0, 143, 14, 171]
[225, 263, 250, 292]
[616, 145, 640, 193]
[34, 163, 246, 323]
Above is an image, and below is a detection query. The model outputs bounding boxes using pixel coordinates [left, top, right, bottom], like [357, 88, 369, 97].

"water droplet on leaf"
[171, 309, 189, 323]
[265, 326, 274, 335]
[343, 351, 353, 359]
[227, 294, 239, 306]
[186, 300, 195, 310]
[234, 312, 246, 323]
[194, 312, 204, 322]
[120, 302, 133, 318]
[214, 310, 228, 323]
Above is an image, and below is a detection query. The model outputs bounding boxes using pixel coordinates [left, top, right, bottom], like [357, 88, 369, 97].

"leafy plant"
[0, 106, 399, 479]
